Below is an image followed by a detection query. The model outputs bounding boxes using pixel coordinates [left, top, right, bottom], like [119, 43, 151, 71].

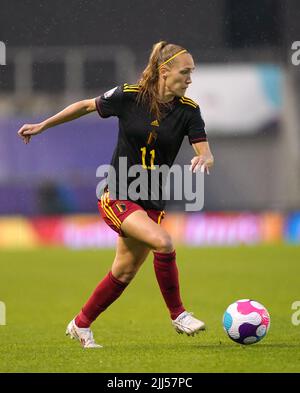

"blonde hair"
[137, 41, 188, 120]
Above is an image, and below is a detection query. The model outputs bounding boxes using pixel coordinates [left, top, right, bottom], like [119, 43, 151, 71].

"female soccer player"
[18, 41, 214, 348]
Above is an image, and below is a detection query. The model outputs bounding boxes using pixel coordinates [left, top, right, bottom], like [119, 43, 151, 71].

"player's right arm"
[17, 98, 96, 144]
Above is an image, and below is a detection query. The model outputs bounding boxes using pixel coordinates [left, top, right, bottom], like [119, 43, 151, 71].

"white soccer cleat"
[65, 319, 102, 348]
[172, 311, 206, 336]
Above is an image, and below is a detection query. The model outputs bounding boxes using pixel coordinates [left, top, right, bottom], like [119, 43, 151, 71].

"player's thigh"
[112, 235, 151, 276]
[120, 210, 173, 251]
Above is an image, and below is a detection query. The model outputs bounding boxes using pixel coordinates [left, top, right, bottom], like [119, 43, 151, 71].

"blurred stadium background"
[0, 0, 300, 249]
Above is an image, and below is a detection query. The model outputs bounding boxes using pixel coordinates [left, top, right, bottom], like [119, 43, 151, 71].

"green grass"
[0, 245, 300, 373]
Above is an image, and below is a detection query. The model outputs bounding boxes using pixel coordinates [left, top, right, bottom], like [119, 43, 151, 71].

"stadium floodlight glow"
[0, 41, 6, 65]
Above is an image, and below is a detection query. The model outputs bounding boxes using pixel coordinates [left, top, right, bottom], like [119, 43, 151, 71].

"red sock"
[153, 250, 185, 320]
[75, 271, 128, 328]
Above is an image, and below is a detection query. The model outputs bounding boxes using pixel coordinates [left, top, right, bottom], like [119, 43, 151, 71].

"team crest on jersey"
[104, 86, 118, 98]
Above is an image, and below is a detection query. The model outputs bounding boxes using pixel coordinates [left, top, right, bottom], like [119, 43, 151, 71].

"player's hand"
[17, 123, 45, 144]
[189, 154, 214, 174]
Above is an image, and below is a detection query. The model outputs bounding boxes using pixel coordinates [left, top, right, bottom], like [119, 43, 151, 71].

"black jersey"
[95, 83, 207, 210]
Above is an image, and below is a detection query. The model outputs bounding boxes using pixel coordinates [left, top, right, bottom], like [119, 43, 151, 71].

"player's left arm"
[190, 141, 214, 174]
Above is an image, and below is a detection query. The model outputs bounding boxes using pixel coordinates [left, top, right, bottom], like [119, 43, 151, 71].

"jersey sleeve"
[185, 106, 207, 144]
[95, 85, 123, 118]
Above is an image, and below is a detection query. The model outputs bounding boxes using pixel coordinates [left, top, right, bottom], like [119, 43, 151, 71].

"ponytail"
[137, 41, 187, 121]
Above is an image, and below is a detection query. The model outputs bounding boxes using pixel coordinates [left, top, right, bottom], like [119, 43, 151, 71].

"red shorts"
[98, 188, 165, 237]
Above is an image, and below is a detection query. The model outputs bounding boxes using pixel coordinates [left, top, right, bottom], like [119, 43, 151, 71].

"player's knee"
[155, 233, 173, 253]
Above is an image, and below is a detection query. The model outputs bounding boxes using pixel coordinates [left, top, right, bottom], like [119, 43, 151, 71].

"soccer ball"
[223, 299, 270, 345]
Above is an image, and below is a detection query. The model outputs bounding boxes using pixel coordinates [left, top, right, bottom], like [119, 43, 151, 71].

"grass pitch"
[0, 245, 300, 373]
